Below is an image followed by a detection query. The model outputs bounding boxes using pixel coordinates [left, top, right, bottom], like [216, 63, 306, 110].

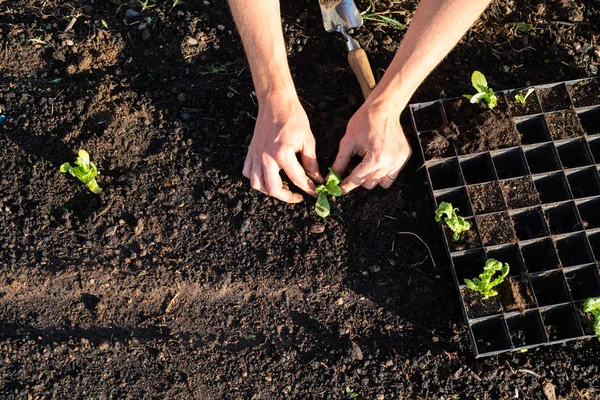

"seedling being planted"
[514, 88, 535, 106]
[315, 168, 342, 218]
[465, 258, 510, 298]
[60, 150, 102, 194]
[584, 297, 600, 339]
[435, 201, 471, 241]
[463, 71, 498, 109]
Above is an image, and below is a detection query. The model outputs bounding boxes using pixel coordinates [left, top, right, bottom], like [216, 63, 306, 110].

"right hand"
[242, 93, 324, 203]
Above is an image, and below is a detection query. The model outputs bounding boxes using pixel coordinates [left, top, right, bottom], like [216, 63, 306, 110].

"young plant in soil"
[514, 88, 534, 106]
[463, 71, 498, 109]
[315, 168, 342, 218]
[465, 258, 510, 298]
[435, 201, 470, 241]
[583, 297, 600, 339]
[60, 150, 102, 194]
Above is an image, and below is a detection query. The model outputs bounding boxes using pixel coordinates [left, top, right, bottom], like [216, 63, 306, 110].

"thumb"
[301, 139, 324, 184]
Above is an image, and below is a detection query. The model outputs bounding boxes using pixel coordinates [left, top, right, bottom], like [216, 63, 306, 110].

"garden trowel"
[319, 0, 376, 100]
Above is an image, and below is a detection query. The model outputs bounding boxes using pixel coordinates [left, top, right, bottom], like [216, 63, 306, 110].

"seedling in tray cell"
[435, 202, 470, 241]
[514, 88, 535, 107]
[464, 258, 510, 299]
[315, 168, 342, 218]
[463, 71, 498, 109]
[583, 297, 600, 339]
[60, 150, 103, 194]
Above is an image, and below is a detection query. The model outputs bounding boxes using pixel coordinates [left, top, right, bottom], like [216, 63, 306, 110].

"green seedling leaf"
[464, 258, 510, 298]
[314, 168, 342, 218]
[60, 149, 103, 194]
[584, 297, 600, 339]
[101, 20, 109, 29]
[434, 201, 470, 241]
[471, 70, 488, 93]
[463, 71, 498, 110]
[514, 88, 535, 106]
[511, 22, 534, 32]
[315, 193, 330, 218]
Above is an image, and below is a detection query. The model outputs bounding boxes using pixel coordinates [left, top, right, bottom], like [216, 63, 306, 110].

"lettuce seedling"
[514, 88, 535, 106]
[465, 258, 510, 298]
[434, 201, 471, 241]
[463, 71, 498, 109]
[60, 150, 102, 194]
[584, 297, 600, 339]
[315, 168, 342, 218]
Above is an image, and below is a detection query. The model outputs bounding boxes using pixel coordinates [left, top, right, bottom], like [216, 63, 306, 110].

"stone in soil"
[498, 276, 535, 312]
[545, 109, 586, 140]
[467, 182, 506, 215]
[500, 177, 540, 209]
[476, 212, 518, 246]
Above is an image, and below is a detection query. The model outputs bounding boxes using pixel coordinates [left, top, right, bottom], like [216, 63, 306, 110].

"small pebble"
[217, 24, 225, 31]
[125, 9, 140, 18]
[104, 226, 118, 237]
[199, 214, 208, 221]
[184, 36, 198, 45]
[310, 223, 325, 234]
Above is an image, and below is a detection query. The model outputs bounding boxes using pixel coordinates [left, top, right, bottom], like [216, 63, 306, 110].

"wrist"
[363, 93, 405, 119]
[256, 85, 298, 106]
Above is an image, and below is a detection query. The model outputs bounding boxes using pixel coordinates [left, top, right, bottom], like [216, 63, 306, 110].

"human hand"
[242, 93, 324, 203]
[332, 103, 411, 193]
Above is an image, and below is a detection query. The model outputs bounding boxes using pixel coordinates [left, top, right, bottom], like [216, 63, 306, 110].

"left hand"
[332, 103, 412, 193]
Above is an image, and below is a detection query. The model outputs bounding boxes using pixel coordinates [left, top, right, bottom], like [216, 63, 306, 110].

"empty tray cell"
[566, 168, 600, 199]
[534, 173, 571, 204]
[445, 217, 481, 252]
[567, 79, 600, 108]
[577, 197, 600, 230]
[511, 208, 549, 241]
[435, 187, 472, 217]
[452, 249, 487, 283]
[420, 128, 458, 161]
[507, 312, 547, 348]
[501, 177, 540, 209]
[556, 140, 594, 168]
[576, 300, 597, 336]
[542, 305, 583, 341]
[578, 107, 600, 136]
[588, 232, 600, 261]
[467, 182, 506, 215]
[525, 144, 561, 174]
[476, 212, 518, 246]
[428, 158, 463, 190]
[544, 202, 582, 234]
[545, 110, 586, 140]
[492, 148, 528, 179]
[412, 102, 445, 131]
[531, 271, 571, 307]
[460, 153, 496, 184]
[508, 88, 542, 117]
[472, 318, 511, 355]
[587, 137, 600, 163]
[517, 116, 552, 145]
[461, 287, 502, 319]
[555, 233, 594, 267]
[564, 264, 600, 301]
[487, 244, 527, 275]
[537, 84, 571, 112]
[521, 239, 561, 273]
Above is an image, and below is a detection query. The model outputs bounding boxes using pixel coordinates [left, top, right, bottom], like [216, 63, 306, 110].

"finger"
[339, 156, 376, 194]
[331, 137, 354, 178]
[282, 152, 318, 197]
[242, 156, 252, 179]
[263, 159, 303, 204]
[301, 139, 324, 184]
[362, 168, 387, 190]
[380, 150, 411, 189]
[249, 161, 267, 194]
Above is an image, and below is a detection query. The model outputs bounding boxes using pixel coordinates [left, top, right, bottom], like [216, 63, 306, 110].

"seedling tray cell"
[411, 77, 600, 357]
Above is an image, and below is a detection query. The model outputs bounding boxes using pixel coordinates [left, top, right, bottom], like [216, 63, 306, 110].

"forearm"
[228, 0, 296, 104]
[367, 0, 493, 114]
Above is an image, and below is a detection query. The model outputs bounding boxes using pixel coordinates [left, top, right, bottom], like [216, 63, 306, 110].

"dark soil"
[568, 80, 600, 108]
[420, 124, 458, 160]
[3, 0, 600, 398]
[443, 95, 508, 126]
[508, 89, 542, 117]
[467, 182, 506, 215]
[500, 177, 540, 209]
[461, 289, 502, 320]
[577, 308, 596, 336]
[476, 212, 518, 246]
[455, 112, 522, 155]
[545, 109, 587, 140]
[537, 85, 572, 112]
[444, 218, 481, 252]
[498, 276, 535, 312]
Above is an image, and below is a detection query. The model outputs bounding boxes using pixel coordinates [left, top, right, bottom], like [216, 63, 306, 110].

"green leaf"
[101, 20, 109, 29]
[463, 94, 473, 101]
[435, 201, 470, 241]
[315, 184, 328, 195]
[464, 258, 510, 298]
[327, 167, 341, 186]
[471, 71, 488, 93]
[469, 92, 487, 104]
[315, 193, 330, 218]
[60, 150, 102, 194]
[326, 183, 342, 197]
[486, 92, 498, 109]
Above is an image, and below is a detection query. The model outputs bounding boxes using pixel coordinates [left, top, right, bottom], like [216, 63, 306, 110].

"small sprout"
[315, 168, 342, 218]
[138, 0, 155, 11]
[514, 88, 535, 106]
[101, 20, 109, 29]
[464, 258, 510, 299]
[584, 297, 600, 339]
[172, 0, 183, 8]
[344, 386, 359, 399]
[60, 150, 103, 194]
[463, 71, 498, 109]
[510, 22, 534, 32]
[434, 201, 470, 241]
[439, 89, 446, 99]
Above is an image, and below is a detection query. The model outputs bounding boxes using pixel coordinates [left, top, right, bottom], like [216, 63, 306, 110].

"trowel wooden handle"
[348, 48, 376, 100]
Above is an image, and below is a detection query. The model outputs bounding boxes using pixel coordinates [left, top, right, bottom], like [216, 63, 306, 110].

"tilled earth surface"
[1, 0, 600, 399]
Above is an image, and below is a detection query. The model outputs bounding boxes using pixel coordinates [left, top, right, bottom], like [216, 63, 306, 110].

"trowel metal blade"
[319, 0, 363, 32]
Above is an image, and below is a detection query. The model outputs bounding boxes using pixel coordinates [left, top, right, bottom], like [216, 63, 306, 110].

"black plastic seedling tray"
[410, 77, 600, 357]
